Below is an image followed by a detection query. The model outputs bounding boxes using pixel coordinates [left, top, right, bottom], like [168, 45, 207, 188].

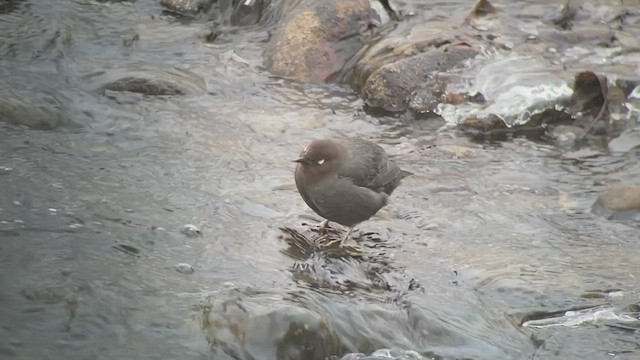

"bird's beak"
[292, 158, 306, 164]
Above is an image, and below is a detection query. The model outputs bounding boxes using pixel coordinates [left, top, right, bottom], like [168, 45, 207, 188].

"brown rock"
[361, 45, 479, 112]
[264, 0, 372, 82]
[596, 184, 640, 211]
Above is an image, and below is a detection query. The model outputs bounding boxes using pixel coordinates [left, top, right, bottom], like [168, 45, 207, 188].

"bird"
[293, 137, 411, 246]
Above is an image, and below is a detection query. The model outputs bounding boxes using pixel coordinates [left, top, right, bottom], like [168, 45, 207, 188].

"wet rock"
[101, 77, 188, 96]
[93, 68, 205, 98]
[264, 0, 373, 82]
[175, 263, 195, 274]
[595, 184, 640, 212]
[361, 45, 479, 112]
[160, 0, 215, 15]
[0, 75, 72, 130]
[199, 300, 340, 360]
[460, 114, 507, 134]
[406, 81, 446, 114]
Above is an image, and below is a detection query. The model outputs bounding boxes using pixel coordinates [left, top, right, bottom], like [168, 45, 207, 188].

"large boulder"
[264, 0, 373, 82]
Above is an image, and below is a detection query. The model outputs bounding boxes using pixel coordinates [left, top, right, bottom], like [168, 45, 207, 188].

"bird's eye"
[317, 159, 325, 165]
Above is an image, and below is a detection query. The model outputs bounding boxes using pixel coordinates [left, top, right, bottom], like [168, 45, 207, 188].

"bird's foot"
[338, 226, 356, 247]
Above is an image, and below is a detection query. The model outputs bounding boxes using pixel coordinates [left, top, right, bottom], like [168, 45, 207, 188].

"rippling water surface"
[1, 0, 639, 359]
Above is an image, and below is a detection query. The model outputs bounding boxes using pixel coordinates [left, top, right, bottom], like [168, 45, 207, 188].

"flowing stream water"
[1, 0, 639, 359]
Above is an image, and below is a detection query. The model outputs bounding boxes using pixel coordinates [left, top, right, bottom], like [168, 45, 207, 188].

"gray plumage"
[293, 138, 411, 245]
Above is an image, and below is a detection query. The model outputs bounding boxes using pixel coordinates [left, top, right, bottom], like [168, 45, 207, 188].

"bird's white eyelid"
[317, 159, 325, 165]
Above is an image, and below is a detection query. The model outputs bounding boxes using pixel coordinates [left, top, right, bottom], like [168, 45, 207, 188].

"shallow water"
[1, 0, 639, 359]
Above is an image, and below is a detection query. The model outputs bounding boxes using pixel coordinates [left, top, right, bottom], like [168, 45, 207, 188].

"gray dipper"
[293, 138, 411, 246]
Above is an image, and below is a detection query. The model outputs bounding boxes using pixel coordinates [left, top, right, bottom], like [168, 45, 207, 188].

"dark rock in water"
[160, 0, 215, 15]
[361, 45, 479, 112]
[595, 184, 640, 212]
[101, 77, 188, 96]
[264, 0, 373, 82]
[0, 77, 72, 130]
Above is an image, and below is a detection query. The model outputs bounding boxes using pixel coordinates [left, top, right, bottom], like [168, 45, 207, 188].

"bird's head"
[292, 139, 343, 174]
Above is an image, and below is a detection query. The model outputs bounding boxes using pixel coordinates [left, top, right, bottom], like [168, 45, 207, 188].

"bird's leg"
[339, 226, 355, 247]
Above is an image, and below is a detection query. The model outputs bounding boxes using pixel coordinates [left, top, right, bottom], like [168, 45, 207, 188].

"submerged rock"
[101, 77, 188, 96]
[361, 45, 479, 112]
[95, 68, 206, 97]
[264, 0, 373, 82]
[0, 76, 72, 130]
[595, 184, 640, 212]
[199, 298, 340, 360]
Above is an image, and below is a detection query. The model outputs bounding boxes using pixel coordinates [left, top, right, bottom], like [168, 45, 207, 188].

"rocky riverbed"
[1, 0, 639, 359]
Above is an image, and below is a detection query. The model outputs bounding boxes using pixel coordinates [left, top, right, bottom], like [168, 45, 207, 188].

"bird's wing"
[337, 139, 403, 192]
